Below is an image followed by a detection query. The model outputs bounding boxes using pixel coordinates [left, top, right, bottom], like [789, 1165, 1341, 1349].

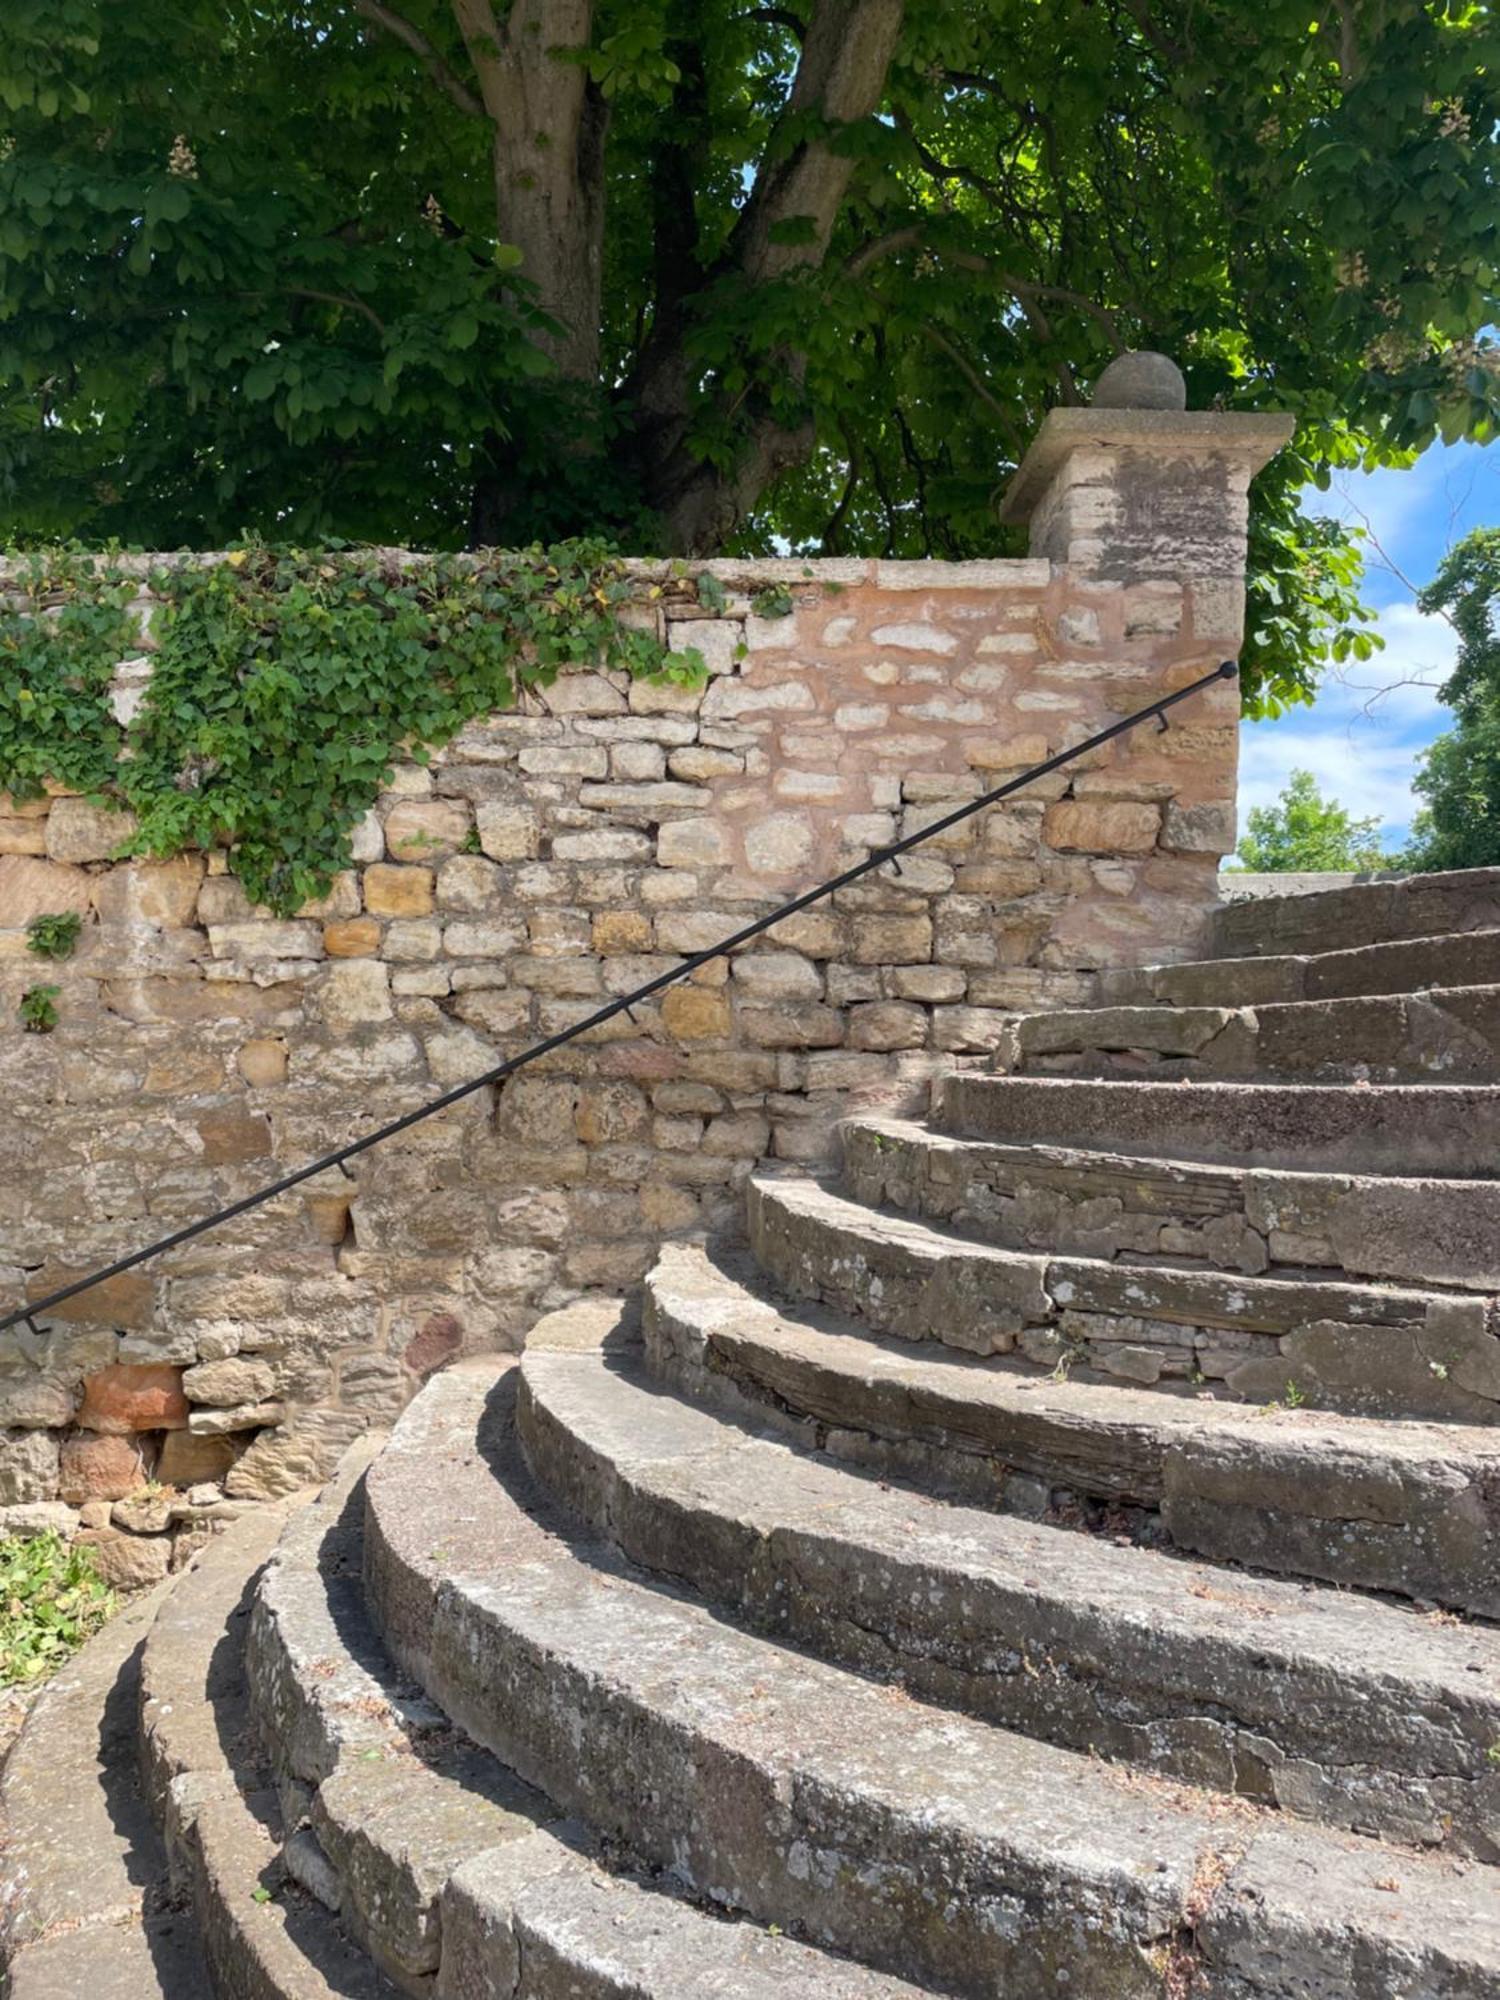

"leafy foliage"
[0, 2, 1495, 712]
[0, 1531, 115, 1685]
[1234, 768, 1395, 873]
[1404, 528, 1500, 870]
[0, 548, 135, 802]
[0, 543, 702, 914]
[18, 983, 59, 1031]
[25, 911, 83, 959]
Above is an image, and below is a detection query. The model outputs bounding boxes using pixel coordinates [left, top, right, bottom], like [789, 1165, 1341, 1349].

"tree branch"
[352, 0, 487, 117]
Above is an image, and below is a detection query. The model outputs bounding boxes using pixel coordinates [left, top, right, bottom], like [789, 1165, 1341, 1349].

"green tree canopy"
[1, 1, 1497, 714]
[1404, 526, 1500, 870]
[1234, 767, 1395, 872]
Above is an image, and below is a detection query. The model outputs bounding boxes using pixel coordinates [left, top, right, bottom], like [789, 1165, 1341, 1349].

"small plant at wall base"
[25, 911, 83, 960]
[0, 542, 705, 916]
[0, 1532, 115, 1686]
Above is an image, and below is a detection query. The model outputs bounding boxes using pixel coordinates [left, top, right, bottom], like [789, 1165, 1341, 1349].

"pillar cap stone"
[998, 407, 1296, 525]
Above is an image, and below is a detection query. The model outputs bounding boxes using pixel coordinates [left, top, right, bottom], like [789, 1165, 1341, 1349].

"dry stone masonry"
[0, 394, 1284, 1558]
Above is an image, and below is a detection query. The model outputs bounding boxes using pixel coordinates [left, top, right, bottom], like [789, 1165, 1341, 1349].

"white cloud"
[1239, 599, 1457, 845]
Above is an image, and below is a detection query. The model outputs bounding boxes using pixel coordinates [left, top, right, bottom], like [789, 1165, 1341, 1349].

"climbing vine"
[0, 541, 704, 914]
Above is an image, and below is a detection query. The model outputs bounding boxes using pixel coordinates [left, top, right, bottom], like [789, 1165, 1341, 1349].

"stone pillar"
[998, 359, 1293, 651]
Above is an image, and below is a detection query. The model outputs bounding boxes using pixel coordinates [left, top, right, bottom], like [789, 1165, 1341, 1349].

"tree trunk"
[451, 0, 608, 384]
[627, 0, 905, 551]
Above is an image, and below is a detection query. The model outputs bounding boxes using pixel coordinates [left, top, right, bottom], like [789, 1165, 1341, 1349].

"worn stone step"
[137, 1499, 404, 2000]
[1206, 868, 1500, 961]
[364, 1356, 1500, 1999]
[746, 1171, 1500, 1420]
[935, 1071, 1500, 1175]
[841, 1114, 1500, 1293]
[1003, 985, 1500, 1083]
[517, 1299, 1500, 1857]
[248, 1415, 929, 2000]
[0, 1575, 201, 1998]
[643, 1241, 1500, 1614]
[1101, 927, 1500, 1009]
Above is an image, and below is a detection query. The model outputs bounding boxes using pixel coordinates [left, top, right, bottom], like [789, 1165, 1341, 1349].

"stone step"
[516, 1299, 1500, 1857]
[746, 1171, 1500, 1421]
[1101, 927, 1500, 1009]
[248, 1411, 931, 1999]
[841, 1114, 1500, 1293]
[643, 1242, 1500, 1614]
[1207, 868, 1500, 961]
[935, 1071, 1500, 1175]
[363, 1355, 1500, 2000]
[137, 1500, 404, 2000]
[0, 1577, 202, 1998]
[1001, 985, 1500, 1083]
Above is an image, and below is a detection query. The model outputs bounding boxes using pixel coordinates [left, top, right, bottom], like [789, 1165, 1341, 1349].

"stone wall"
[0, 403, 1286, 1567]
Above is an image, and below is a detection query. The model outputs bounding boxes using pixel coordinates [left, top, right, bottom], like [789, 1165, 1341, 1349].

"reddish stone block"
[76, 1363, 189, 1435]
[403, 1311, 463, 1379]
[59, 1431, 155, 1502]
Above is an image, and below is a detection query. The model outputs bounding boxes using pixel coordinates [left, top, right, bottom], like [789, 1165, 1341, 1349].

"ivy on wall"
[0, 542, 704, 913]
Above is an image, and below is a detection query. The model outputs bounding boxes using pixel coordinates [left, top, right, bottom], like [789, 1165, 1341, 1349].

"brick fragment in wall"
[0, 554, 1239, 1461]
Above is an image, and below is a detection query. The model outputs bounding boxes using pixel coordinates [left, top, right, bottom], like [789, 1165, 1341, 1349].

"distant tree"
[1403, 527, 1500, 871]
[1235, 768, 1394, 872]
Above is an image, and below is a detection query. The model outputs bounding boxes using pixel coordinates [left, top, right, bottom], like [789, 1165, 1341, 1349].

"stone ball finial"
[1092, 351, 1187, 411]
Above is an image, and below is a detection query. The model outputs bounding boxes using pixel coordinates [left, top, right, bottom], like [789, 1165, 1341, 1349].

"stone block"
[237, 1037, 288, 1086]
[58, 1432, 154, 1502]
[324, 917, 382, 957]
[76, 1525, 173, 1590]
[732, 952, 823, 1002]
[91, 854, 205, 927]
[661, 986, 732, 1039]
[156, 1429, 239, 1485]
[0, 1428, 61, 1504]
[658, 818, 731, 869]
[76, 1363, 189, 1434]
[850, 914, 933, 965]
[364, 865, 435, 918]
[1044, 798, 1161, 854]
[744, 812, 815, 877]
[1162, 799, 1236, 854]
[847, 1001, 928, 1051]
[44, 797, 139, 863]
[181, 1356, 277, 1406]
[593, 910, 653, 955]
[0, 855, 94, 926]
[317, 958, 393, 1030]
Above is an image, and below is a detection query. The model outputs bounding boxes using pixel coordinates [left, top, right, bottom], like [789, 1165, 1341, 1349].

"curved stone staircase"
[5, 868, 1500, 1997]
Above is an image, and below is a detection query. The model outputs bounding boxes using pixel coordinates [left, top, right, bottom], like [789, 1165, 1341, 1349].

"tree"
[1, 1, 1497, 714]
[1234, 768, 1394, 872]
[1403, 527, 1500, 870]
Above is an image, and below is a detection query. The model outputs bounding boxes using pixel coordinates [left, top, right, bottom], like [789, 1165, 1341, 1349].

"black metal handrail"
[2, 659, 1238, 1337]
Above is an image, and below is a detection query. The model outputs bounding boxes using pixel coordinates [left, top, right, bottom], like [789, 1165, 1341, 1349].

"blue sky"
[1238, 439, 1499, 852]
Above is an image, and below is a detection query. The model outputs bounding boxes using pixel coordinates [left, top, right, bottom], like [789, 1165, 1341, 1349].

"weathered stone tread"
[1009, 983, 1500, 1083]
[252, 1424, 929, 1998]
[362, 1356, 1500, 2000]
[517, 1301, 1500, 1856]
[1101, 926, 1500, 1009]
[138, 1500, 403, 2000]
[1206, 867, 1500, 960]
[937, 1071, 1500, 1175]
[746, 1171, 1500, 1423]
[0, 1574, 200, 1995]
[841, 1113, 1500, 1291]
[643, 1242, 1500, 1614]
